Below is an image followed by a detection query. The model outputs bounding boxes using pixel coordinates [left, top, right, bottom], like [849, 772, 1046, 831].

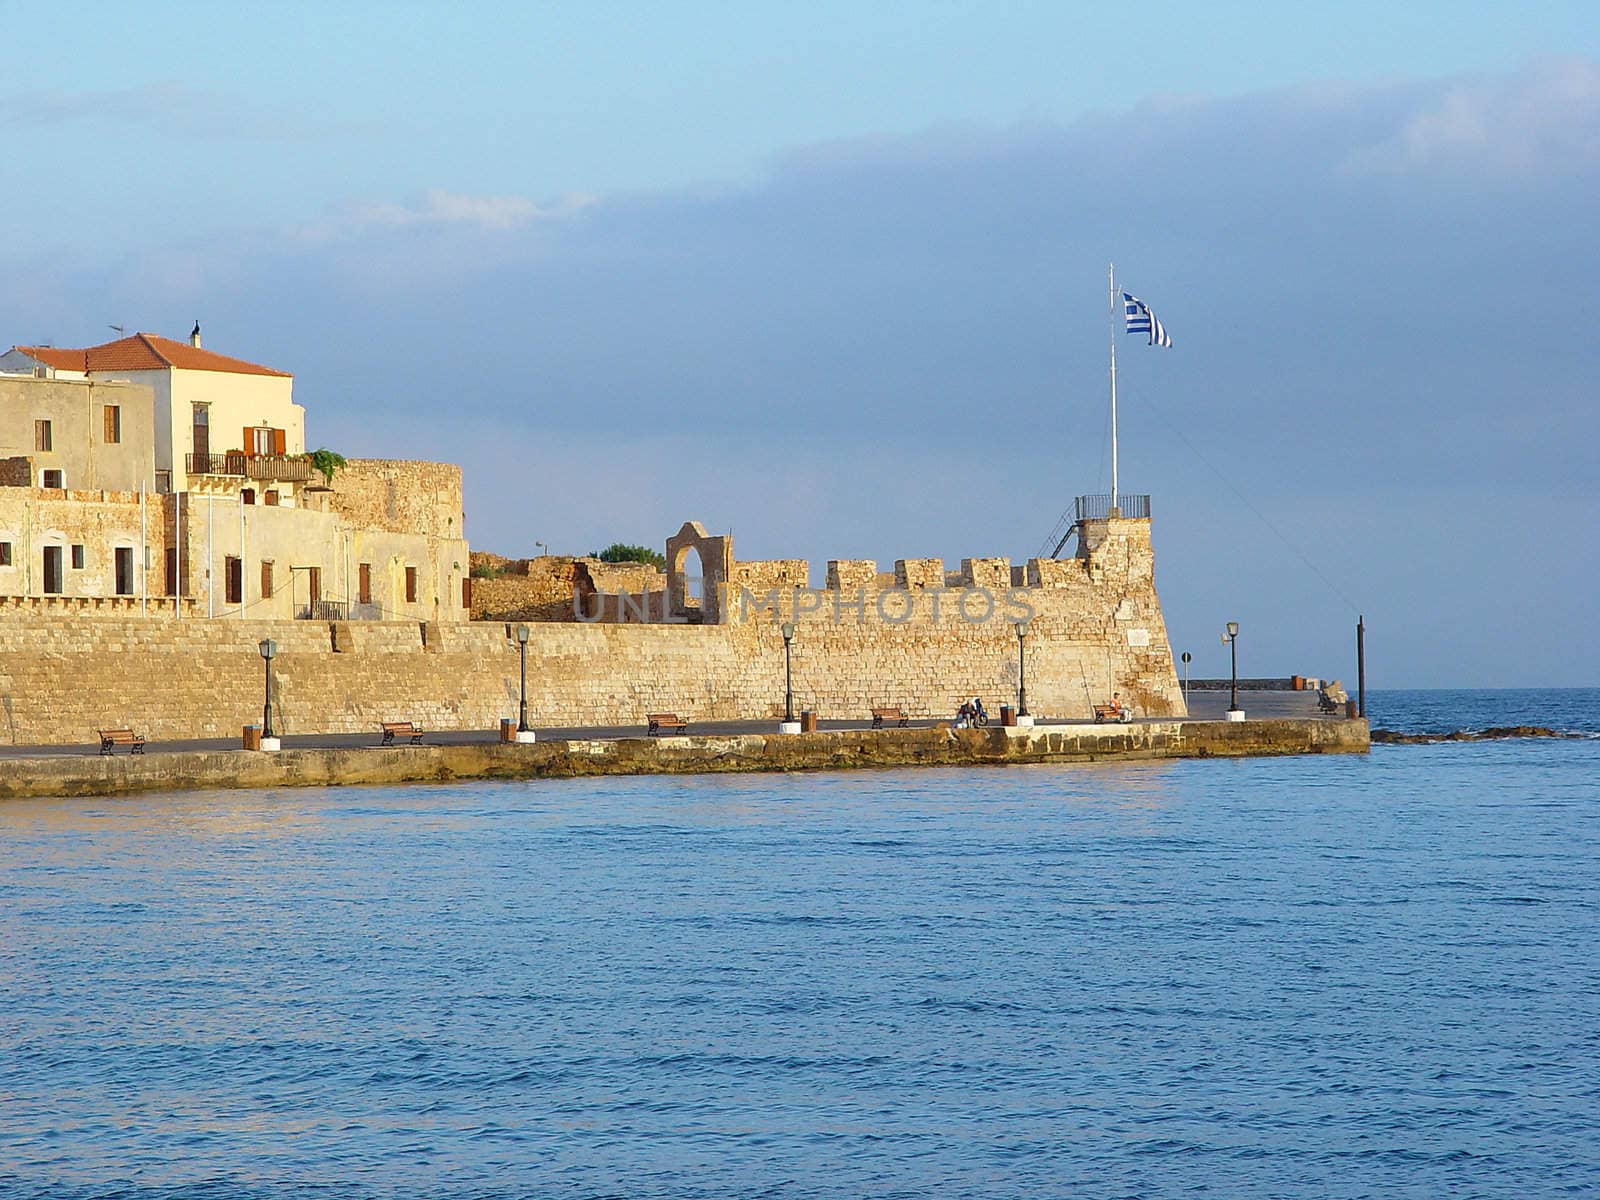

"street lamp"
[780, 621, 796, 726]
[1223, 621, 1242, 720]
[514, 623, 532, 739]
[1014, 619, 1031, 718]
[258, 638, 278, 749]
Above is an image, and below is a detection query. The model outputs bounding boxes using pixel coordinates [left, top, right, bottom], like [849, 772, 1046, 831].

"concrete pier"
[0, 718, 1368, 801]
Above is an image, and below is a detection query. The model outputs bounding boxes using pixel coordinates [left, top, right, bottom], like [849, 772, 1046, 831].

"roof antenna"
[190, 320, 201, 349]
[108, 324, 125, 336]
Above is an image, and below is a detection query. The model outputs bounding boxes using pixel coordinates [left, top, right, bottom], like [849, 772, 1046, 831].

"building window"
[104, 405, 122, 444]
[191, 403, 210, 461]
[242, 488, 256, 505]
[405, 566, 418, 603]
[263, 490, 280, 506]
[0, 541, 12, 566]
[43, 546, 63, 594]
[115, 547, 134, 596]
[165, 548, 179, 597]
[41, 469, 64, 489]
[70, 544, 85, 570]
[359, 563, 372, 605]
[155, 469, 172, 494]
[225, 555, 242, 604]
[35, 419, 52, 452]
[261, 560, 274, 599]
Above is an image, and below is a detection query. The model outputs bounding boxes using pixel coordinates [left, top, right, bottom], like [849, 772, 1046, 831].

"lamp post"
[258, 638, 279, 750]
[513, 623, 535, 742]
[1181, 650, 1191, 702]
[1014, 619, 1030, 719]
[1223, 621, 1243, 721]
[781, 621, 796, 725]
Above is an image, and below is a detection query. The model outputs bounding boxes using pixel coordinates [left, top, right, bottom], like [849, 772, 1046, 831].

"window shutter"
[273, 428, 287, 456]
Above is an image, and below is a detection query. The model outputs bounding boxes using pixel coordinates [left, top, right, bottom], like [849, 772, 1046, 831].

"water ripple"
[2, 694, 1598, 1196]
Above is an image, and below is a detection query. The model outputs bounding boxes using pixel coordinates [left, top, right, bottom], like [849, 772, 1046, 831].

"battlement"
[707, 517, 1150, 607]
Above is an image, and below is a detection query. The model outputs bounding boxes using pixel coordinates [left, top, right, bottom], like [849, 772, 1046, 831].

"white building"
[1, 328, 307, 496]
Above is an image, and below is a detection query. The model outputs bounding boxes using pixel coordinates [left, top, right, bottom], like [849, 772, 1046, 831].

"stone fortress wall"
[469, 554, 666, 623]
[0, 515, 1185, 745]
[706, 515, 1184, 722]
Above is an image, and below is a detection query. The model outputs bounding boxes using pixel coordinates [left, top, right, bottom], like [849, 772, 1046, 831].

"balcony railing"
[1074, 493, 1152, 521]
[297, 600, 349, 621]
[185, 453, 315, 482]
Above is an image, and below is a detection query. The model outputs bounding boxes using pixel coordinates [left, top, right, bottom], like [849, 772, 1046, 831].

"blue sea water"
[1, 690, 1597, 1199]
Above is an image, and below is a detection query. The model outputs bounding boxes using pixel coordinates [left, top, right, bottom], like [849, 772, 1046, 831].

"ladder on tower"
[1035, 505, 1080, 560]
[1034, 493, 1153, 560]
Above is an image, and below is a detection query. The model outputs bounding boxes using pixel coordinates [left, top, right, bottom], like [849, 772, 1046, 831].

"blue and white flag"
[1123, 291, 1172, 347]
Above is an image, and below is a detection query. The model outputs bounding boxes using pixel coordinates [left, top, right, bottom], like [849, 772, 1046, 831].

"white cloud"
[297, 189, 595, 243]
[1344, 57, 1600, 178]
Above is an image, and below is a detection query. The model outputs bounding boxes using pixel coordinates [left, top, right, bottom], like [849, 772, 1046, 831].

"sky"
[2, 2, 1597, 688]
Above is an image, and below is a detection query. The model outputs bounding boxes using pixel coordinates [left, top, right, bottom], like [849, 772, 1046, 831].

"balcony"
[297, 600, 350, 621]
[186, 453, 315, 483]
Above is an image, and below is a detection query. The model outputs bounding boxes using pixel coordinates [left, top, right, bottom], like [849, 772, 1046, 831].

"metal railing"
[297, 600, 349, 621]
[185, 453, 315, 482]
[1075, 493, 1151, 521]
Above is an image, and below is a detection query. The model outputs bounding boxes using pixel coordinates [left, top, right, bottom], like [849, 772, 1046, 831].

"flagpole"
[1108, 263, 1118, 511]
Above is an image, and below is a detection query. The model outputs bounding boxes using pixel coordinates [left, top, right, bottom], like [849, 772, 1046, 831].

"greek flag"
[1123, 291, 1171, 347]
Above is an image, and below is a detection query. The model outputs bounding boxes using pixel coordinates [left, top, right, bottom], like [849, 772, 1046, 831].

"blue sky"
[3, 3, 1597, 687]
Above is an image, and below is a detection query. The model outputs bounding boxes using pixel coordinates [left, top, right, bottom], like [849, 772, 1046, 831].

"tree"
[591, 543, 666, 569]
[308, 448, 348, 486]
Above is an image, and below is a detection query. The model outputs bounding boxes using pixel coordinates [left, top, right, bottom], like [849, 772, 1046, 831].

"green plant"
[470, 562, 506, 580]
[591, 543, 666, 569]
[308, 447, 348, 486]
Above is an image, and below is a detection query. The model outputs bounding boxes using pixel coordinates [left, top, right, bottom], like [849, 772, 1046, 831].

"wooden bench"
[1092, 703, 1131, 724]
[98, 728, 146, 756]
[380, 721, 425, 746]
[871, 706, 908, 729]
[647, 713, 688, 736]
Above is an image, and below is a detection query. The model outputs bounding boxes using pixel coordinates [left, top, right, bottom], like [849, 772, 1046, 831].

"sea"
[1, 689, 1596, 1199]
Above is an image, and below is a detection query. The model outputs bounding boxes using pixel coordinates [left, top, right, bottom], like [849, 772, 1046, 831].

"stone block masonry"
[469, 555, 667, 622]
[0, 596, 1174, 746]
[0, 516, 1186, 744]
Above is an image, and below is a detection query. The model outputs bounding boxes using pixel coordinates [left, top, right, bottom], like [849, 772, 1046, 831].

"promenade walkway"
[0, 692, 1335, 761]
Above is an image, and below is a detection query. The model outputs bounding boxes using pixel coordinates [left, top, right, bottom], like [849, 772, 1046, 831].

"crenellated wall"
[715, 518, 1182, 720]
[0, 517, 1184, 744]
[730, 559, 810, 592]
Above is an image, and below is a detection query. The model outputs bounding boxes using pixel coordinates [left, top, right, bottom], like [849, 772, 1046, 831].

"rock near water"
[1371, 725, 1575, 744]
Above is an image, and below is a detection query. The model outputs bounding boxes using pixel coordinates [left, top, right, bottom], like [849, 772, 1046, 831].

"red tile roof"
[16, 333, 290, 378]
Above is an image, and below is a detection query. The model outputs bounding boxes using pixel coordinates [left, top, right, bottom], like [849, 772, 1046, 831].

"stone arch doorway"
[665, 521, 732, 624]
[681, 544, 705, 609]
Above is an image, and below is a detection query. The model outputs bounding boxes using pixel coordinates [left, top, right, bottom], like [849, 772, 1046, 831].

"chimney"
[189, 320, 202, 348]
